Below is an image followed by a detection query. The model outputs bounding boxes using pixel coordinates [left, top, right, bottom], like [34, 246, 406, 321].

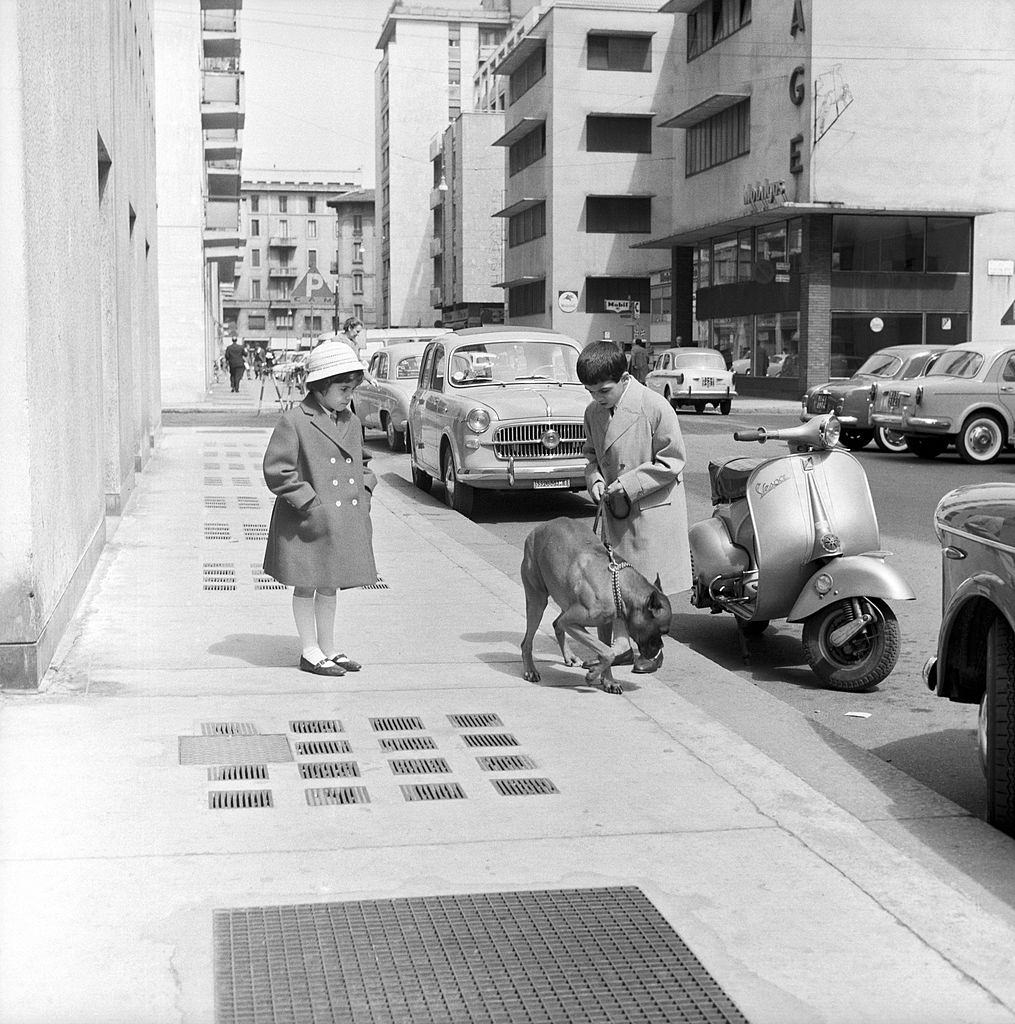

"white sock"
[293, 593, 324, 664]
[314, 592, 337, 660]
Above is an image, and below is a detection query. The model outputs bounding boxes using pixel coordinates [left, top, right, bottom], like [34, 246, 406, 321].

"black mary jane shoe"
[327, 653, 361, 672]
[299, 656, 346, 677]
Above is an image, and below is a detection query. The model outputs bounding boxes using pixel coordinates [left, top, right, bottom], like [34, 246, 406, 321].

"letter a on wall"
[1002, 301, 1015, 326]
[790, 0, 805, 36]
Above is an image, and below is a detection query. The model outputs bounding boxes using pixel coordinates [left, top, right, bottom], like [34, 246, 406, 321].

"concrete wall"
[155, 1, 209, 407]
[0, 0, 160, 689]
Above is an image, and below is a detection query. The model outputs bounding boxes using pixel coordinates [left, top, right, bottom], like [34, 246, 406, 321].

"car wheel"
[874, 425, 908, 453]
[408, 429, 432, 492]
[693, 401, 706, 414]
[908, 437, 947, 460]
[442, 447, 476, 518]
[383, 415, 405, 453]
[982, 618, 1015, 837]
[719, 400, 732, 416]
[839, 429, 873, 451]
[801, 597, 900, 692]
[957, 413, 1005, 464]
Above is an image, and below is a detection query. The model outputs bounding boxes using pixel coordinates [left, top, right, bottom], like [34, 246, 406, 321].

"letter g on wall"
[789, 65, 806, 106]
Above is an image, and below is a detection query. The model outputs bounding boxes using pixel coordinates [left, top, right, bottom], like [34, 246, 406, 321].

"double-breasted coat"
[583, 379, 691, 596]
[262, 395, 378, 589]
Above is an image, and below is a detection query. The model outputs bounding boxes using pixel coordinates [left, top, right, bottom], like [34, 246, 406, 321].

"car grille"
[493, 422, 585, 460]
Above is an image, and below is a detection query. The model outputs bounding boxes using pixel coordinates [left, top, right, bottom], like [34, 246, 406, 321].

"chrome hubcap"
[969, 423, 999, 456]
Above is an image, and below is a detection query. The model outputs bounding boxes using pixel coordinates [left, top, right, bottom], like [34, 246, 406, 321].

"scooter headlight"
[819, 414, 841, 449]
[814, 573, 834, 595]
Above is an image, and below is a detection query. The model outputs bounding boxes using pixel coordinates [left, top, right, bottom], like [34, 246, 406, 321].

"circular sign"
[870, 317, 884, 333]
[557, 290, 579, 314]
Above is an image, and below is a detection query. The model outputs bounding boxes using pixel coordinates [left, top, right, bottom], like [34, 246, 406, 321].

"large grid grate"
[213, 886, 750, 1024]
[179, 734, 293, 766]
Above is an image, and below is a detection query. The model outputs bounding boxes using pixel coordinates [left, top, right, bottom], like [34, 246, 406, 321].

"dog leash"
[594, 494, 632, 619]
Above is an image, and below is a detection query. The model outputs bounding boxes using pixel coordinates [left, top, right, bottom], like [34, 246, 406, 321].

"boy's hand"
[590, 481, 605, 502]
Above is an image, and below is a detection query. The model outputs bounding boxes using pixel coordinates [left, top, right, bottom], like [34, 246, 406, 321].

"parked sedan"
[407, 327, 588, 517]
[645, 347, 736, 414]
[871, 340, 1015, 463]
[924, 482, 1015, 837]
[801, 345, 949, 452]
[353, 341, 428, 451]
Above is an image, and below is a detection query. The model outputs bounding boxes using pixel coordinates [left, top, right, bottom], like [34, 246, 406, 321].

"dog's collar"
[610, 558, 632, 619]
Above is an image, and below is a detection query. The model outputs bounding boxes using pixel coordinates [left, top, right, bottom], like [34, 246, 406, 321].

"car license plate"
[812, 394, 828, 412]
[533, 479, 569, 490]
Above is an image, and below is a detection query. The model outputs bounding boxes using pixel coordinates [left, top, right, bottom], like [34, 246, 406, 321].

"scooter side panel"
[787, 556, 916, 621]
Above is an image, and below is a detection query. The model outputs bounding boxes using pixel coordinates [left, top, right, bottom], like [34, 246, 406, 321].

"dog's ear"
[647, 589, 667, 614]
[653, 573, 663, 592]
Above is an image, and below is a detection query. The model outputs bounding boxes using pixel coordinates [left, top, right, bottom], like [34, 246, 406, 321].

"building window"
[586, 115, 651, 153]
[251, 280, 261, 299]
[448, 22, 460, 49]
[308, 220, 317, 238]
[354, 303, 363, 320]
[585, 196, 651, 234]
[508, 279, 545, 318]
[832, 215, 971, 273]
[278, 195, 287, 213]
[250, 196, 259, 212]
[508, 202, 546, 248]
[278, 218, 288, 236]
[353, 241, 364, 263]
[353, 272, 363, 294]
[685, 99, 750, 176]
[248, 314, 265, 330]
[251, 249, 261, 268]
[509, 46, 545, 104]
[687, 0, 752, 61]
[508, 123, 546, 176]
[274, 312, 293, 328]
[307, 196, 316, 213]
[712, 235, 738, 285]
[353, 214, 363, 235]
[304, 315, 322, 332]
[585, 276, 651, 314]
[308, 249, 317, 269]
[587, 33, 651, 72]
[250, 218, 260, 236]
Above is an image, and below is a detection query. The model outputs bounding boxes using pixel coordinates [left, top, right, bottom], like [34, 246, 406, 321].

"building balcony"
[206, 158, 241, 197]
[268, 264, 298, 277]
[268, 236, 297, 248]
[430, 286, 443, 307]
[202, 9, 240, 59]
[201, 56, 240, 73]
[429, 237, 443, 257]
[204, 130, 241, 162]
[201, 70, 245, 130]
[429, 186, 446, 210]
[205, 197, 239, 231]
[201, 0, 242, 9]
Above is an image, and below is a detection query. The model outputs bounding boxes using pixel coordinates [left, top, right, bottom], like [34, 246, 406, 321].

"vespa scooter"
[688, 414, 914, 691]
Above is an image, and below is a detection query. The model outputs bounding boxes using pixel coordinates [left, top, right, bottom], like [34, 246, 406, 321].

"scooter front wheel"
[802, 598, 900, 692]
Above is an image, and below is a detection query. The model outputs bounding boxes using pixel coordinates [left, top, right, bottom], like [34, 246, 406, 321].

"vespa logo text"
[755, 473, 789, 497]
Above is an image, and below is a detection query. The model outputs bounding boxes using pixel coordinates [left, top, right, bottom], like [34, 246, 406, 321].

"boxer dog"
[520, 517, 671, 693]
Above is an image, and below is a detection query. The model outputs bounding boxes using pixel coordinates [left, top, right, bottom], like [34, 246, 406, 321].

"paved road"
[365, 411, 1015, 826]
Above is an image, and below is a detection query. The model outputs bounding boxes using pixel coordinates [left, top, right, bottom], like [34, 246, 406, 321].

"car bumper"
[902, 416, 953, 433]
[457, 455, 588, 490]
[671, 388, 736, 401]
[801, 411, 860, 426]
[870, 413, 903, 428]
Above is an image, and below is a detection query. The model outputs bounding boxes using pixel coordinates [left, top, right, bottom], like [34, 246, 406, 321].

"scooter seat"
[709, 458, 768, 505]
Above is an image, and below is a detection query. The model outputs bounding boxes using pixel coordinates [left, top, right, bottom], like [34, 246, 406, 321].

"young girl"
[262, 342, 377, 676]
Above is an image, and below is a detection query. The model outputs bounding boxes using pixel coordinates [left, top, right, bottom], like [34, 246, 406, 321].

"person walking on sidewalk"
[577, 341, 691, 654]
[339, 316, 366, 361]
[224, 338, 246, 392]
[261, 342, 377, 676]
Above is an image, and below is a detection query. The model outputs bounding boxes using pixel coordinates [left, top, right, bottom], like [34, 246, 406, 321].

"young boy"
[577, 341, 691, 617]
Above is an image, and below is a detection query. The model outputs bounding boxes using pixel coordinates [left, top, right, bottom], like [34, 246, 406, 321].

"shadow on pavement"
[208, 633, 301, 667]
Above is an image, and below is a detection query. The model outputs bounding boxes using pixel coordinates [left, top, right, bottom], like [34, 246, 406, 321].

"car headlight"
[819, 414, 841, 448]
[465, 408, 491, 433]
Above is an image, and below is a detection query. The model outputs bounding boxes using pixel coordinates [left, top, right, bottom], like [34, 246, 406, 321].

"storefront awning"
[633, 201, 988, 249]
[493, 196, 545, 219]
[658, 92, 750, 129]
[492, 117, 546, 148]
[492, 274, 545, 290]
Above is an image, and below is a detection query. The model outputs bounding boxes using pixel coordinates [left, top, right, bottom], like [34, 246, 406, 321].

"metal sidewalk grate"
[289, 719, 342, 734]
[447, 713, 503, 729]
[370, 716, 424, 732]
[208, 789, 273, 810]
[205, 477, 224, 487]
[204, 523, 232, 541]
[477, 754, 537, 772]
[207, 765, 268, 782]
[388, 757, 451, 775]
[243, 524, 269, 540]
[213, 886, 751, 1024]
[237, 495, 262, 509]
[400, 782, 466, 802]
[492, 777, 559, 796]
[294, 739, 351, 757]
[461, 732, 518, 748]
[360, 575, 389, 590]
[202, 722, 258, 736]
[204, 496, 228, 509]
[379, 736, 436, 752]
[179, 735, 293, 766]
[298, 762, 360, 780]
[305, 786, 370, 806]
[203, 563, 236, 592]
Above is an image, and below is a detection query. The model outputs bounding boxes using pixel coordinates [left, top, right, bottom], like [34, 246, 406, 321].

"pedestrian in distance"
[261, 342, 377, 676]
[224, 338, 246, 392]
[628, 336, 651, 384]
[577, 341, 691, 654]
[339, 316, 366, 361]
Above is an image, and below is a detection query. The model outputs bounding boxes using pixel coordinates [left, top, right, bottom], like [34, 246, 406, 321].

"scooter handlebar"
[733, 427, 768, 443]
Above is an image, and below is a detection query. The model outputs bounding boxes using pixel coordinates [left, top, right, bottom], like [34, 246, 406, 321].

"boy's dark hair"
[308, 369, 364, 394]
[576, 342, 628, 386]
[342, 316, 364, 333]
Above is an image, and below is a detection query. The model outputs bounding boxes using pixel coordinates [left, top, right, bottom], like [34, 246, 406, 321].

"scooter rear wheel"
[802, 597, 900, 692]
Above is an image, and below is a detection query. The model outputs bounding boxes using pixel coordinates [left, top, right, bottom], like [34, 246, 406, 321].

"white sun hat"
[304, 341, 366, 383]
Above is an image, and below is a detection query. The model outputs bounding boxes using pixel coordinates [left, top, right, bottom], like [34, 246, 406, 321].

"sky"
[239, 0, 388, 187]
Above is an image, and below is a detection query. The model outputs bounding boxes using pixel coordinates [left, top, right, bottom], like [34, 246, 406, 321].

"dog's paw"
[601, 678, 624, 695]
[523, 668, 541, 683]
[562, 649, 579, 668]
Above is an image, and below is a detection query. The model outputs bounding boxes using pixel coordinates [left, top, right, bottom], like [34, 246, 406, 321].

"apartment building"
[155, 0, 245, 405]
[1, 1, 161, 687]
[643, 0, 1015, 394]
[430, 112, 507, 329]
[228, 177, 372, 351]
[375, 1, 512, 329]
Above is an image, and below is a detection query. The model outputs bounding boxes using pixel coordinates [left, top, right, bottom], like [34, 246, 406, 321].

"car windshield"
[854, 353, 903, 378]
[448, 341, 582, 386]
[927, 350, 984, 378]
[395, 355, 420, 379]
[671, 350, 725, 370]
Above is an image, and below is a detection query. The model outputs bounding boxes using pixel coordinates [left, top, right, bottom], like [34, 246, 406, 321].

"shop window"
[832, 216, 925, 272]
[508, 123, 546, 176]
[585, 276, 650, 314]
[586, 115, 652, 154]
[248, 315, 265, 330]
[712, 235, 737, 285]
[508, 280, 545, 318]
[711, 316, 753, 373]
[509, 46, 545, 104]
[585, 197, 651, 234]
[737, 230, 753, 281]
[588, 33, 651, 72]
[756, 222, 787, 264]
[926, 218, 971, 273]
[830, 312, 922, 376]
[787, 218, 803, 272]
[686, 100, 750, 176]
[755, 312, 800, 378]
[926, 312, 968, 346]
[695, 243, 711, 289]
[508, 202, 546, 248]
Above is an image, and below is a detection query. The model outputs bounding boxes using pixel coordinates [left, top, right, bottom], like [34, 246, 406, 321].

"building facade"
[156, 0, 245, 405]
[430, 112, 507, 329]
[644, 0, 1015, 394]
[375, 0, 512, 329]
[485, 2, 673, 352]
[227, 177, 371, 352]
[0, 1, 161, 688]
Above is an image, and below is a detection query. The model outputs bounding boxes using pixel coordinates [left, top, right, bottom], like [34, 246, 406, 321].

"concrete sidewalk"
[3, 422, 1015, 1024]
